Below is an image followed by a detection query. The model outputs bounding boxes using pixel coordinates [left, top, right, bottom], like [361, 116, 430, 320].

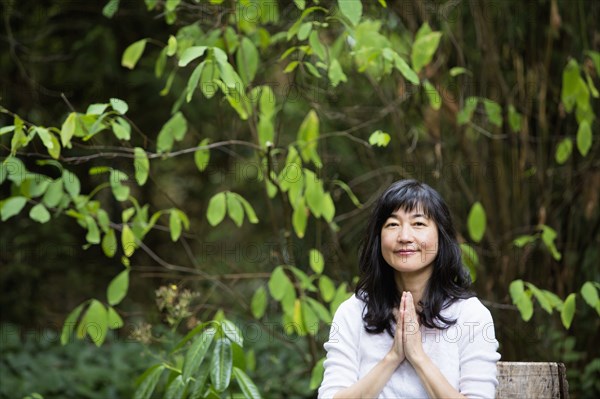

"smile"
[394, 250, 418, 255]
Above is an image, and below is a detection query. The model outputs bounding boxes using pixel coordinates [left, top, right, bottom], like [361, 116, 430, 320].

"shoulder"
[327, 294, 366, 340]
[333, 294, 366, 319]
[446, 296, 494, 323]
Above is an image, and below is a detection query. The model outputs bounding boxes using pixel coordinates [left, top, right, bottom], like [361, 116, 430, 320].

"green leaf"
[79, 300, 108, 346]
[97, 209, 110, 233]
[328, 59, 347, 87]
[542, 290, 563, 309]
[61, 303, 85, 345]
[297, 22, 312, 41]
[309, 31, 326, 61]
[555, 138, 573, 164]
[167, 35, 177, 56]
[304, 170, 323, 218]
[297, 110, 320, 165]
[164, 375, 186, 399]
[525, 282, 553, 314]
[47, 133, 61, 159]
[509, 280, 533, 321]
[561, 293, 576, 329]
[251, 286, 267, 319]
[110, 98, 129, 114]
[302, 298, 319, 334]
[110, 170, 130, 202]
[423, 80, 441, 110]
[133, 147, 150, 186]
[85, 216, 101, 244]
[1, 196, 27, 221]
[122, 225, 136, 257]
[321, 192, 335, 223]
[294, 0, 305, 10]
[194, 138, 211, 171]
[188, 364, 210, 399]
[306, 297, 331, 323]
[309, 358, 325, 390]
[102, 0, 120, 18]
[222, 319, 244, 347]
[183, 328, 216, 382]
[467, 201, 486, 243]
[210, 338, 233, 392]
[411, 31, 442, 73]
[292, 198, 308, 238]
[207, 192, 227, 226]
[107, 306, 124, 329]
[290, 267, 317, 292]
[157, 112, 188, 153]
[318, 275, 335, 302]
[102, 229, 117, 258]
[133, 365, 165, 399]
[122, 39, 147, 69]
[107, 269, 129, 306]
[576, 120, 592, 156]
[513, 234, 537, 248]
[233, 367, 262, 399]
[304, 61, 322, 78]
[42, 179, 64, 207]
[169, 209, 182, 241]
[540, 224, 562, 261]
[186, 62, 205, 102]
[460, 243, 478, 282]
[561, 59, 581, 113]
[62, 170, 81, 198]
[268, 266, 293, 301]
[284, 61, 299, 73]
[309, 249, 324, 274]
[179, 46, 208, 67]
[35, 127, 55, 152]
[368, 130, 391, 147]
[509, 279, 525, 302]
[231, 193, 257, 223]
[60, 112, 77, 147]
[449, 66, 469, 77]
[338, 0, 362, 26]
[29, 203, 50, 223]
[457, 97, 478, 125]
[581, 282, 599, 307]
[333, 180, 362, 208]
[237, 37, 259, 85]
[227, 192, 244, 227]
[508, 105, 522, 132]
[483, 99, 502, 127]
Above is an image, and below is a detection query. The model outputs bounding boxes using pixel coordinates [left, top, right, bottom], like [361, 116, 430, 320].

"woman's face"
[380, 206, 439, 278]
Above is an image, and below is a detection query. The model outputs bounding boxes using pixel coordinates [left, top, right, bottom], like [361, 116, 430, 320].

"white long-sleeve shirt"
[318, 295, 500, 398]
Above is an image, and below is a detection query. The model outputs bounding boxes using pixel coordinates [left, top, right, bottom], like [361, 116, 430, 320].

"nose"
[397, 226, 413, 243]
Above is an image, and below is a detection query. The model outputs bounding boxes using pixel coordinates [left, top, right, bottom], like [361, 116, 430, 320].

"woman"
[318, 180, 500, 398]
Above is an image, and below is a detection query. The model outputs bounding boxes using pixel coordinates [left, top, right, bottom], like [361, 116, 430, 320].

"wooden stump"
[496, 362, 569, 399]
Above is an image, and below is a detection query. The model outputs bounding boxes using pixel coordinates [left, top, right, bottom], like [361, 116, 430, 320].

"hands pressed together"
[388, 291, 426, 367]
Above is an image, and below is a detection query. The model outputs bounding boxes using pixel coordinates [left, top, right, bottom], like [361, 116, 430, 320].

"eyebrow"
[388, 211, 429, 219]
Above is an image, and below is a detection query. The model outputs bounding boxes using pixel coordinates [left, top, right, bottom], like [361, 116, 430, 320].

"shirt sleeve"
[457, 298, 501, 399]
[318, 295, 362, 399]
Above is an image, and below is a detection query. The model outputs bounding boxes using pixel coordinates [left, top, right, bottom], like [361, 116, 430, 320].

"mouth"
[394, 249, 419, 256]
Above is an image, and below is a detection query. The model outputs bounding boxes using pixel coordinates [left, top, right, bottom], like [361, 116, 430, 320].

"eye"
[413, 221, 426, 227]
[385, 221, 399, 228]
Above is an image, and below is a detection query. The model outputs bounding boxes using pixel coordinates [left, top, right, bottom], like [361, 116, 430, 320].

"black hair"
[355, 179, 473, 335]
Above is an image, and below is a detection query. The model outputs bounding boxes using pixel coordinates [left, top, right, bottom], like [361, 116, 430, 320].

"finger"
[406, 292, 415, 317]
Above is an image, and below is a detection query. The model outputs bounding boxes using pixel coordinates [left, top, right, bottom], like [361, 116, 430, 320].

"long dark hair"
[355, 179, 473, 335]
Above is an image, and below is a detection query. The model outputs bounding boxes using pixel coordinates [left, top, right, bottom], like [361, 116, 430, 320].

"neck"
[394, 269, 431, 306]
